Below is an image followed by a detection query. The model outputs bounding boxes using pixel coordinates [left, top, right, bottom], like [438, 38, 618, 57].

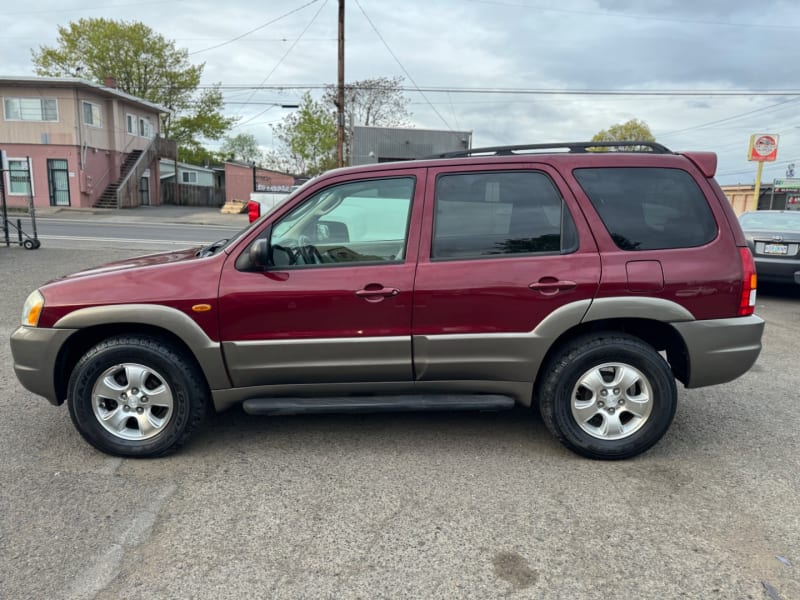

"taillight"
[247, 201, 260, 223]
[739, 247, 757, 316]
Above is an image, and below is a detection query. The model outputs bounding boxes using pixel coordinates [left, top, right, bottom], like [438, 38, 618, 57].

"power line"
[657, 97, 800, 137]
[352, 0, 452, 131]
[188, 0, 322, 56]
[197, 83, 800, 97]
[233, 0, 329, 127]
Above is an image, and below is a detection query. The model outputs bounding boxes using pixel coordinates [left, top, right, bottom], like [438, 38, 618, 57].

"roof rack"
[431, 141, 673, 159]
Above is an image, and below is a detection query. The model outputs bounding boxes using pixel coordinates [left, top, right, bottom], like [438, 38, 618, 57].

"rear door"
[412, 163, 601, 385]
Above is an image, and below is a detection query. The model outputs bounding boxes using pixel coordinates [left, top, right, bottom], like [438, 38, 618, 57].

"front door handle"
[529, 279, 577, 296]
[355, 285, 400, 303]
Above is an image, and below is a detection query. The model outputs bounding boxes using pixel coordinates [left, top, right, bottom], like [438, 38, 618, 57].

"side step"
[242, 394, 515, 416]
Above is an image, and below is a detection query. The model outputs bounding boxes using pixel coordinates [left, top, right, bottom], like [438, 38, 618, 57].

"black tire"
[32, 239, 41, 249]
[23, 239, 35, 249]
[67, 335, 209, 458]
[538, 334, 677, 460]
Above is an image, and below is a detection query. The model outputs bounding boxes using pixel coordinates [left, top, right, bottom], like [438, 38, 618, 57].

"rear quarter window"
[573, 167, 717, 250]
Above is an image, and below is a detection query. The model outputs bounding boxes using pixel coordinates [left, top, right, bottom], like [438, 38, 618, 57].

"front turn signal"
[21, 290, 44, 327]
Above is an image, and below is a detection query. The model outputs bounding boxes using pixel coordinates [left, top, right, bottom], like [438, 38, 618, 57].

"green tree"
[270, 93, 336, 176]
[220, 133, 264, 165]
[591, 119, 656, 151]
[323, 76, 411, 161]
[31, 18, 234, 158]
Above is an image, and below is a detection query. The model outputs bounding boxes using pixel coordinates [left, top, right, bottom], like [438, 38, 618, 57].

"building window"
[6, 159, 33, 195]
[138, 117, 153, 138]
[82, 101, 102, 127]
[126, 113, 136, 134]
[3, 97, 58, 122]
[182, 171, 198, 183]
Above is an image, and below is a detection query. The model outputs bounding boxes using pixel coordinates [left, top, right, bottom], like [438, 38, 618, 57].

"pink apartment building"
[0, 76, 172, 209]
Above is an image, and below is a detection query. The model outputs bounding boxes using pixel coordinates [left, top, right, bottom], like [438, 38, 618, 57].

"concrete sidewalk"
[13, 205, 249, 227]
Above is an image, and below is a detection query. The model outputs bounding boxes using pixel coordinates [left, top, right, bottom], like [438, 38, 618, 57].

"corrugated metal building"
[350, 126, 472, 166]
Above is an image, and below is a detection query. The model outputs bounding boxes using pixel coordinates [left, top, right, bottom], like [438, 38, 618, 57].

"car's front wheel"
[538, 334, 677, 460]
[67, 335, 208, 457]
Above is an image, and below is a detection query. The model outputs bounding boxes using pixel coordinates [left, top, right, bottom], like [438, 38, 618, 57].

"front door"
[139, 176, 150, 206]
[412, 164, 601, 385]
[218, 170, 425, 389]
[47, 159, 70, 206]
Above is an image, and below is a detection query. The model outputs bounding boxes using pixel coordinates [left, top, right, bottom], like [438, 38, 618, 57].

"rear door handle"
[529, 279, 577, 295]
[355, 285, 400, 302]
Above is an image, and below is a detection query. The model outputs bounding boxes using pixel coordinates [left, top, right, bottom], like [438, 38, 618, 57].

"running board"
[242, 394, 515, 416]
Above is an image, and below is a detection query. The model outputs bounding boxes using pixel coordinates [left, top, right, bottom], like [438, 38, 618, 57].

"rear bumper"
[753, 256, 800, 285]
[10, 326, 76, 405]
[672, 315, 764, 388]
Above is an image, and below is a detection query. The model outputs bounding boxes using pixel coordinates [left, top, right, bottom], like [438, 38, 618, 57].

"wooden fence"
[162, 183, 226, 207]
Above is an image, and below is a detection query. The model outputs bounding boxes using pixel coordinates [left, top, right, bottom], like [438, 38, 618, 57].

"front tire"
[67, 335, 209, 458]
[538, 334, 677, 460]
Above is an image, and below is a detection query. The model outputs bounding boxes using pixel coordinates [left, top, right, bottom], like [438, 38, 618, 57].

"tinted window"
[573, 167, 717, 251]
[432, 171, 578, 259]
[239, 177, 414, 270]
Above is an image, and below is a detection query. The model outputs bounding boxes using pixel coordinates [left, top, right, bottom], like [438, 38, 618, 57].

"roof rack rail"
[431, 140, 673, 159]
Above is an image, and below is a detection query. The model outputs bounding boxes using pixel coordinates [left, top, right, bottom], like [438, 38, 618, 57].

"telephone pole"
[336, 0, 345, 167]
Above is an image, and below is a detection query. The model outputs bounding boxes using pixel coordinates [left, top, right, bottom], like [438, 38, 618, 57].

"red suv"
[10, 142, 764, 459]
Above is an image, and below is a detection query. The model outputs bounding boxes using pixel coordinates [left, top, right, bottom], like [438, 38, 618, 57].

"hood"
[60, 246, 203, 280]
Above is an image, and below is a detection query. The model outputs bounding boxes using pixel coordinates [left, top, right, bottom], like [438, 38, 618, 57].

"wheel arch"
[53, 305, 231, 405]
[533, 317, 690, 401]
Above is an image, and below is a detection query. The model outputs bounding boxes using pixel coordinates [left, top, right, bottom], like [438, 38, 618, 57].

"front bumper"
[10, 326, 77, 405]
[672, 315, 765, 388]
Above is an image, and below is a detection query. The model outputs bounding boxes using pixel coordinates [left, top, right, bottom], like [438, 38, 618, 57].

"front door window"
[266, 177, 415, 268]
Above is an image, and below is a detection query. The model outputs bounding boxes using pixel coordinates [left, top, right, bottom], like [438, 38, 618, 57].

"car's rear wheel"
[67, 335, 208, 457]
[538, 334, 677, 460]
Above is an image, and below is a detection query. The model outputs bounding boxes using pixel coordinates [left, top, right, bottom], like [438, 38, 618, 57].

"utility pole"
[336, 0, 345, 168]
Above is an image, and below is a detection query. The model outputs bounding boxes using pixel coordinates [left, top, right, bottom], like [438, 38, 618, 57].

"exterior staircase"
[94, 150, 142, 208]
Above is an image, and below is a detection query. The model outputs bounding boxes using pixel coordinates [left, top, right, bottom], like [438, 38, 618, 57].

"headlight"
[21, 290, 44, 327]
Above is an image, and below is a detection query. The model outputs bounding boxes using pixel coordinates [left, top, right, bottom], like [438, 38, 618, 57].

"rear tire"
[538, 334, 676, 460]
[67, 335, 208, 458]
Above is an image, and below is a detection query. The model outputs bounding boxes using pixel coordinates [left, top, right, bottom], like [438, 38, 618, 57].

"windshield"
[739, 211, 800, 232]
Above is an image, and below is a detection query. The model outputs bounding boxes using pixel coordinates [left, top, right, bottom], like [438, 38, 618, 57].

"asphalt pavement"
[1, 242, 799, 599]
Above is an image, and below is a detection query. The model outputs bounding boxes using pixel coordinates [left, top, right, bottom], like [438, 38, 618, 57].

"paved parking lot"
[1, 245, 799, 599]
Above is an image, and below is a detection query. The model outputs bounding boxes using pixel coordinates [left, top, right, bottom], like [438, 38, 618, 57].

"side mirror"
[317, 220, 350, 243]
[248, 238, 269, 268]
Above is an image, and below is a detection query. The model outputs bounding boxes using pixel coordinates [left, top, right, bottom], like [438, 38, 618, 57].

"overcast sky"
[3, 0, 800, 183]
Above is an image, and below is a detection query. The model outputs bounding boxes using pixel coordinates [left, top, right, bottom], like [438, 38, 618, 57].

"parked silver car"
[739, 210, 800, 285]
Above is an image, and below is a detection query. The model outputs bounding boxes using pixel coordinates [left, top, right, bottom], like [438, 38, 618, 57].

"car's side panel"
[221, 336, 411, 388]
[412, 300, 591, 391]
[562, 158, 743, 321]
[53, 304, 231, 390]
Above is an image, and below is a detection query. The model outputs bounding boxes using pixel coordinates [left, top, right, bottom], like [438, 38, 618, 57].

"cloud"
[3, 0, 799, 183]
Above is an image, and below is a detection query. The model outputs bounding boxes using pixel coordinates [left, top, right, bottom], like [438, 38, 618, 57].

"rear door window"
[573, 167, 717, 250]
[432, 171, 578, 259]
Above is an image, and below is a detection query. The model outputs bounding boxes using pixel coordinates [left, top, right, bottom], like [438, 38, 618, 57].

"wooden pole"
[336, 0, 345, 167]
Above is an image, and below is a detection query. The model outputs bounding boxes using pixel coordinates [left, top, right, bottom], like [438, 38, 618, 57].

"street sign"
[748, 134, 779, 162]
[773, 178, 800, 191]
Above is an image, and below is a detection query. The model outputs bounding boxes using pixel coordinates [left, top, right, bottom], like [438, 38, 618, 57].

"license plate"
[764, 243, 788, 255]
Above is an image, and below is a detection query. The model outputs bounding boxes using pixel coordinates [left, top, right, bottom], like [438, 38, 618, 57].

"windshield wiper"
[197, 238, 229, 257]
